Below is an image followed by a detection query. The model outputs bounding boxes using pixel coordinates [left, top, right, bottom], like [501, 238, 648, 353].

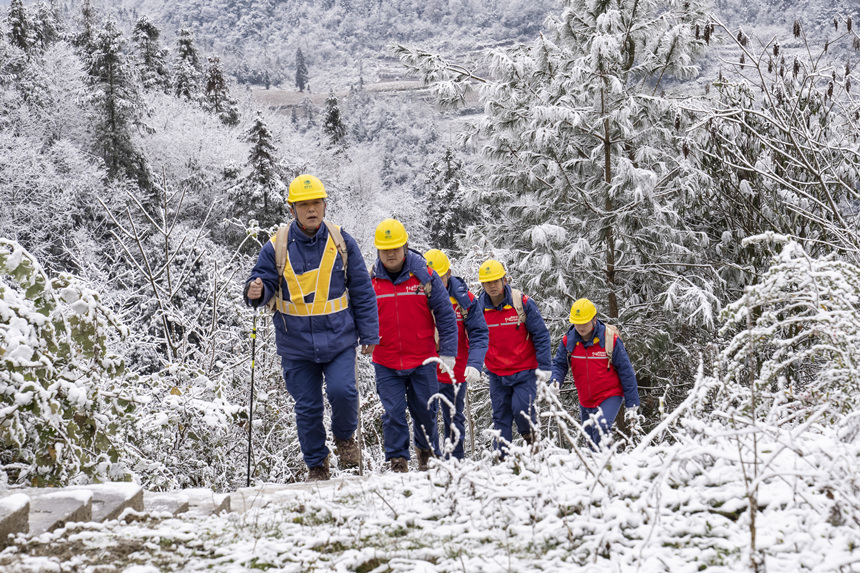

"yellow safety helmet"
[374, 218, 409, 250]
[478, 259, 506, 283]
[569, 298, 597, 324]
[424, 249, 451, 276]
[288, 174, 328, 204]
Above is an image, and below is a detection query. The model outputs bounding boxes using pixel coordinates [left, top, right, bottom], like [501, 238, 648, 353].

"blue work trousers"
[374, 362, 440, 460]
[282, 346, 358, 468]
[438, 381, 467, 460]
[579, 395, 623, 448]
[488, 369, 537, 453]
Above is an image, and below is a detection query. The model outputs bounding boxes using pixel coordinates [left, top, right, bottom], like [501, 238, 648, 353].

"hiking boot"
[522, 433, 539, 452]
[306, 456, 330, 482]
[390, 457, 409, 473]
[334, 435, 360, 469]
[416, 448, 434, 471]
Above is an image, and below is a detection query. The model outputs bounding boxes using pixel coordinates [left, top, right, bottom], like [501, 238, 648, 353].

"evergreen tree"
[204, 55, 240, 126]
[424, 148, 474, 252]
[73, 0, 97, 52]
[174, 27, 201, 101]
[31, 1, 63, 52]
[322, 90, 347, 148]
[295, 47, 309, 92]
[231, 111, 286, 231]
[88, 19, 151, 192]
[6, 0, 31, 53]
[132, 15, 170, 93]
[397, 0, 713, 390]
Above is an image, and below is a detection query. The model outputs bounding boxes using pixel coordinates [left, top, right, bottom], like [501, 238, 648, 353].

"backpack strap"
[510, 288, 529, 340]
[604, 324, 620, 370]
[322, 220, 348, 273]
[267, 225, 291, 313]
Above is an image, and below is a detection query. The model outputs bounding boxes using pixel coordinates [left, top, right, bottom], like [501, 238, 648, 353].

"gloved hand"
[535, 369, 552, 384]
[440, 355, 457, 373]
[624, 406, 642, 433]
[464, 366, 481, 384]
[548, 381, 561, 397]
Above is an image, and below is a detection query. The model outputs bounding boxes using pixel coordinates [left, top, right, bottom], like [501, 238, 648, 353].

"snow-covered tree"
[132, 15, 170, 93]
[693, 16, 860, 301]
[6, 0, 31, 53]
[322, 90, 347, 148]
[231, 111, 286, 233]
[87, 19, 151, 192]
[204, 55, 240, 126]
[30, 1, 63, 53]
[173, 27, 201, 101]
[396, 0, 714, 389]
[295, 47, 308, 92]
[423, 147, 475, 253]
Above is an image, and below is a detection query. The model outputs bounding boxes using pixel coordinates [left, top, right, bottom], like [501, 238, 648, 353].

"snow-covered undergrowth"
[3, 419, 859, 572]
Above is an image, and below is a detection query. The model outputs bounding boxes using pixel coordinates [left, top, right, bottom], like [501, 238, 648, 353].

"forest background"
[1, 0, 859, 506]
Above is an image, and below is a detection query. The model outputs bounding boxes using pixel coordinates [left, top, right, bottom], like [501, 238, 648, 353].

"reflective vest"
[483, 295, 537, 376]
[568, 334, 623, 408]
[438, 293, 474, 384]
[372, 272, 437, 370]
[271, 232, 349, 316]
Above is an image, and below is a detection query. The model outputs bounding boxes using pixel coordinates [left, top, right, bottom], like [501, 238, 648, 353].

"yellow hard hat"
[374, 218, 409, 250]
[478, 259, 506, 283]
[288, 174, 327, 204]
[424, 249, 451, 276]
[569, 298, 597, 324]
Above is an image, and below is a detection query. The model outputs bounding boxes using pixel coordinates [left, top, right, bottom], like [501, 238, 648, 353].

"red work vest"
[372, 273, 437, 370]
[568, 334, 623, 408]
[438, 293, 474, 384]
[483, 298, 537, 376]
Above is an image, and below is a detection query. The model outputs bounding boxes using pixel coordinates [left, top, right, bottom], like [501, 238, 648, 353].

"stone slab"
[0, 493, 30, 544]
[143, 491, 190, 516]
[230, 484, 294, 514]
[183, 489, 230, 516]
[28, 489, 93, 536]
[67, 483, 144, 522]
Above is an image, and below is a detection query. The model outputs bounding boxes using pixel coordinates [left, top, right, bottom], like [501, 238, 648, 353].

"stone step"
[183, 488, 231, 516]
[27, 489, 93, 537]
[230, 477, 364, 514]
[0, 494, 30, 544]
[68, 483, 144, 522]
[143, 491, 190, 516]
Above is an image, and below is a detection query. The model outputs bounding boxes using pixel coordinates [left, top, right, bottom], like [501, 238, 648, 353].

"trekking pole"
[355, 348, 364, 477]
[465, 383, 476, 460]
[246, 313, 258, 488]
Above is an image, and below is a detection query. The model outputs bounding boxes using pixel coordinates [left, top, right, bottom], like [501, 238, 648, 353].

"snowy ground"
[2, 425, 858, 573]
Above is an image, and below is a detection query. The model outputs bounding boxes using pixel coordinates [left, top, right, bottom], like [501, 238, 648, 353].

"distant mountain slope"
[106, 0, 557, 90]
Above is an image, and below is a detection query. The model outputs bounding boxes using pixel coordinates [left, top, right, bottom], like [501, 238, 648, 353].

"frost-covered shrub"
[0, 239, 136, 485]
[706, 235, 860, 427]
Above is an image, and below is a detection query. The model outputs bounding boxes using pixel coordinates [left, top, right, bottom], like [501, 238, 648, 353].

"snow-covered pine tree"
[231, 111, 286, 233]
[424, 147, 474, 253]
[396, 0, 715, 390]
[173, 27, 201, 101]
[30, 1, 62, 53]
[132, 15, 170, 93]
[204, 55, 240, 126]
[6, 0, 31, 53]
[87, 19, 152, 193]
[322, 90, 347, 148]
[295, 47, 309, 92]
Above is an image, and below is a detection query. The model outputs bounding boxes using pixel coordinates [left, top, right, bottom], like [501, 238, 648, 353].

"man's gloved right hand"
[548, 381, 561, 397]
[440, 355, 456, 373]
[464, 366, 481, 384]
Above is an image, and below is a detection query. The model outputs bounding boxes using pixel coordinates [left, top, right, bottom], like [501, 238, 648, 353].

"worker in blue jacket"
[244, 175, 379, 482]
[424, 249, 488, 460]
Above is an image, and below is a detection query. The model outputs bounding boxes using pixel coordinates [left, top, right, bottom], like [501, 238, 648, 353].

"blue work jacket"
[244, 220, 379, 362]
[477, 284, 552, 372]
